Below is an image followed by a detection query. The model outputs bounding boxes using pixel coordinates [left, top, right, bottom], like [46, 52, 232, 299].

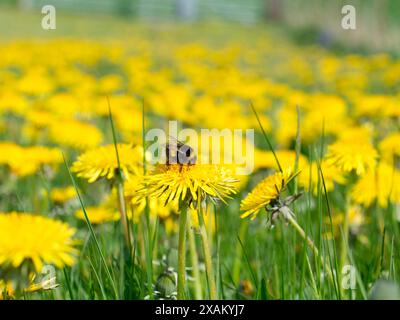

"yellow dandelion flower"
[17, 69, 54, 96]
[302, 94, 348, 142]
[0, 212, 78, 275]
[379, 132, 400, 161]
[49, 120, 103, 150]
[346, 206, 366, 230]
[0, 142, 22, 165]
[354, 95, 393, 118]
[46, 93, 80, 118]
[0, 280, 13, 300]
[254, 149, 308, 172]
[136, 164, 238, 207]
[125, 176, 179, 218]
[98, 74, 123, 93]
[189, 206, 215, 232]
[72, 144, 143, 183]
[336, 124, 374, 143]
[0, 91, 28, 115]
[25, 110, 56, 128]
[325, 139, 378, 176]
[0, 143, 62, 177]
[75, 206, 119, 224]
[327, 206, 366, 229]
[324, 206, 366, 239]
[50, 186, 76, 204]
[164, 217, 179, 234]
[299, 160, 346, 195]
[275, 104, 298, 146]
[351, 162, 400, 208]
[240, 168, 295, 219]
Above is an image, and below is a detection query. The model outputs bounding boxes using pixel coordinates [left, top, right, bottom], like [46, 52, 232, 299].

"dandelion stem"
[197, 204, 217, 299]
[282, 206, 336, 286]
[187, 213, 203, 300]
[177, 207, 188, 299]
[116, 178, 132, 254]
[284, 208, 319, 256]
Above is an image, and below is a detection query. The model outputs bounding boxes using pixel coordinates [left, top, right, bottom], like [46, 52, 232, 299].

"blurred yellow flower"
[75, 206, 119, 224]
[49, 120, 103, 150]
[17, 69, 54, 96]
[0, 142, 62, 177]
[351, 162, 400, 208]
[299, 160, 345, 195]
[50, 186, 76, 204]
[325, 139, 378, 176]
[0, 91, 28, 115]
[325, 205, 366, 238]
[379, 132, 400, 161]
[354, 95, 394, 118]
[336, 124, 374, 143]
[254, 150, 308, 172]
[189, 206, 215, 232]
[302, 94, 348, 142]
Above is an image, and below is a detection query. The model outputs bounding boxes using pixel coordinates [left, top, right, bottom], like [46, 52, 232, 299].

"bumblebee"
[165, 136, 197, 166]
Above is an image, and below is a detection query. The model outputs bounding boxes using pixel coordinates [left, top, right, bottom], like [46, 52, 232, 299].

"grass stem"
[116, 178, 132, 254]
[282, 206, 336, 288]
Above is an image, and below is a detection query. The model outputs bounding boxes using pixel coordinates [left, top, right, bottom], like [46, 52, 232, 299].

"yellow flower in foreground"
[351, 162, 400, 208]
[299, 160, 345, 195]
[136, 164, 238, 207]
[50, 186, 76, 204]
[325, 139, 378, 176]
[72, 144, 143, 183]
[240, 168, 295, 220]
[75, 206, 119, 224]
[0, 213, 77, 272]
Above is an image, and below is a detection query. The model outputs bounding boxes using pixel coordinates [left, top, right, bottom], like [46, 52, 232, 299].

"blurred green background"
[1, 0, 400, 52]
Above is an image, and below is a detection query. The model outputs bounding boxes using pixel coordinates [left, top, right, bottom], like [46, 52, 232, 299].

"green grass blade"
[250, 100, 282, 172]
[63, 153, 119, 299]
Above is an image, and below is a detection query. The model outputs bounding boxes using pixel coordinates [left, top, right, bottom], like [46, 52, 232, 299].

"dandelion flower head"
[72, 144, 143, 183]
[240, 168, 295, 220]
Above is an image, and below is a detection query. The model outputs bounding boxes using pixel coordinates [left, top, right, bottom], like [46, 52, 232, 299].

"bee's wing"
[168, 135, 185, 147]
